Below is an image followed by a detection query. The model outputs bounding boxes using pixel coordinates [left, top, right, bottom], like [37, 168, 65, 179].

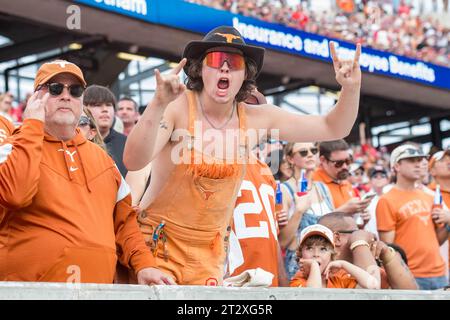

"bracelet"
[381, 247, 396, 266]
[350, 240, 370, 251]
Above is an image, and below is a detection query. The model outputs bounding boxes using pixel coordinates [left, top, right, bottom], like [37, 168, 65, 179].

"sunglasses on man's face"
[337, 229, 359, 234]
[40, 82, 85, 98]
[78, 115, 91, 127]
[204, 51, 245, 70]
[295, 147, 318, 157]
[326, 157, 352, 168]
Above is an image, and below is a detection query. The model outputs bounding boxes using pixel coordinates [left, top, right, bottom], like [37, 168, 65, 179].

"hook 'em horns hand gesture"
[154, 58, 187, 108]
[329, 42, 362, 90]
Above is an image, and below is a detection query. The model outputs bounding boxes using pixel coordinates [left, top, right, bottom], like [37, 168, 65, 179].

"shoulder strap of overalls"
[186, 90, 197, 137]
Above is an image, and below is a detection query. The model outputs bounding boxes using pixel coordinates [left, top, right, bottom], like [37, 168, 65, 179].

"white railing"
[0, 282, 448, 300]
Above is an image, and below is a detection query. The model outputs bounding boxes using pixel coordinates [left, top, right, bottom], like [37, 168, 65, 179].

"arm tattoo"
[159, 118, 168, 130]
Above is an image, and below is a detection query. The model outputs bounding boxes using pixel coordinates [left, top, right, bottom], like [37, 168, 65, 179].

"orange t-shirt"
[289, 268, 357, 288]
[227, 159, 280, 286]
[313, 167, 357, 208]
[376, 187, 445, 278]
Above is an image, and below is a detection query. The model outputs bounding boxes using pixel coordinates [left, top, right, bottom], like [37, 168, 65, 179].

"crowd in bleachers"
[187, 0, 450, 66]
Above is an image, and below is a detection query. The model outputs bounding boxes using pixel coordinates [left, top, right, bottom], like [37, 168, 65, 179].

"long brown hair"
[83, 107, 107, 151]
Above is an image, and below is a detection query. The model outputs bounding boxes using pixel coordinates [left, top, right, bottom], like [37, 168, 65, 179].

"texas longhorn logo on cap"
[214, 33, 241, 43]
[45, 60, 76, 68]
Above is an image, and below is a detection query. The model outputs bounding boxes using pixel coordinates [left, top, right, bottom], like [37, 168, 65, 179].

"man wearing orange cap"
[0, 60, 174, 284]
[124, 25, 362, 285]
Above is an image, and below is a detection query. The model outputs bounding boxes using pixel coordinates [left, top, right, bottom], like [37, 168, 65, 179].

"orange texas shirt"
[376, 187, 445, 278]
[0, 119, 154, 283]
[313, 167, 357, 208]
[290, 268, 357, 288]
[227, 159, 280, 286]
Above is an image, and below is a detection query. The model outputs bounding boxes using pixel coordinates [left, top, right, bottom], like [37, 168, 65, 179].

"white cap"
[390, 144, 426, 169]
[299, 224, 335, 248]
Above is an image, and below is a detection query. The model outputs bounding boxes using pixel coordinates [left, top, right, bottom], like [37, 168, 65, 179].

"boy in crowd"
[319, 212, 418, 289]
[289, 224, 379, 289]
[84, 85, 128, 176]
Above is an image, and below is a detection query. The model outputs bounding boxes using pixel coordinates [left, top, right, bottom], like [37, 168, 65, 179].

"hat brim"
[398, 155, 427, 162]
[182, 40, 265, 77]
[370, 170, 387, 177]
[299, 230, 335, 248]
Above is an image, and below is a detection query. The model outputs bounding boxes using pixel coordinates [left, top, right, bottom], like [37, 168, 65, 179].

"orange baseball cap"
[429, 149, 450, 169]
[299, 224, 335, 248]
[34, 60, 87, 90]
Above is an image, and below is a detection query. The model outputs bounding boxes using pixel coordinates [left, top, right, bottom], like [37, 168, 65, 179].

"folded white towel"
[223, 268, 274, 287]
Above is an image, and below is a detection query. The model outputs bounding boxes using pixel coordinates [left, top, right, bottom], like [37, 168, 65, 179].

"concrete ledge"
[0, 282, 449, 300]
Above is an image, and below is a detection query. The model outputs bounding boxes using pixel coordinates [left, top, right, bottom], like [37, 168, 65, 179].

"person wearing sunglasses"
[319, 212, 418, 290]
[363, 166, 391, 238]
[77, 107, 106, 152]
[0, 60, 174, 285]
[313, 140, 373, 219]
[124, 25, 362, 285]
[277, 142, 336, 279]
[377, 144, 448, 290]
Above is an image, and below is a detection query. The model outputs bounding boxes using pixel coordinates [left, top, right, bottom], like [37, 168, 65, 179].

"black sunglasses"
[78, 115, 91, 127]
[326, 157, 352, 168]
[296, 147, 318, 157]
[337, 229, 359, 234]
[39, 82, 85, 98]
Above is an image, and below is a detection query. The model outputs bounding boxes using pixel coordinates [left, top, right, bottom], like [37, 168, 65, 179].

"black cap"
[369, 165, 388, 178]
[182, 25, 265, 77]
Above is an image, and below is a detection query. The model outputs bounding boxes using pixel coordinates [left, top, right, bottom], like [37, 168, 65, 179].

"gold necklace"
[199, 97, 235, 130]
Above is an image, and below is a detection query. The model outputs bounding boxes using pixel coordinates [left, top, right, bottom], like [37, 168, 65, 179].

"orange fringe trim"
[186, 161, 238, 179]
[186, 151, 238, 179]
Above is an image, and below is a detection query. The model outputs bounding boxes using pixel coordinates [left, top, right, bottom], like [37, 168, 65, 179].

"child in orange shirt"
[289, 224, 380, 289]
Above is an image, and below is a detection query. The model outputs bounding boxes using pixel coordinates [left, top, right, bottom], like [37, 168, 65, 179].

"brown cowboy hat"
[182, 25, 265, 76]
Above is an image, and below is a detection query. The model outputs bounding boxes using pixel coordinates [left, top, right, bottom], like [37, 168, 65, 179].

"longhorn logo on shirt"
[215, 33, 241, 43]
[58, 149, 79, 171]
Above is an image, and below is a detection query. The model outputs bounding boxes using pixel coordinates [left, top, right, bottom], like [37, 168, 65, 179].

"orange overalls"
[137, 91, 248, 285]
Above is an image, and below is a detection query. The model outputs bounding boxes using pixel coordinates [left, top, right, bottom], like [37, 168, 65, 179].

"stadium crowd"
[187, 0, 450, 66]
